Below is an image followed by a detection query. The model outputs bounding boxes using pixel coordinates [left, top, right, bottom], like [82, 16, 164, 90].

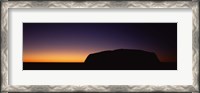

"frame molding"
[1, 1, 199, 92]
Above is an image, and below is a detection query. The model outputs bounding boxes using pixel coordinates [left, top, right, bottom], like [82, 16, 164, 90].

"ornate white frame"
[1, 1, 199, 93]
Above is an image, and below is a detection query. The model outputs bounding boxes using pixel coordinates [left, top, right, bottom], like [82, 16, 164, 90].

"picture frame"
[1, 1, 199, 93]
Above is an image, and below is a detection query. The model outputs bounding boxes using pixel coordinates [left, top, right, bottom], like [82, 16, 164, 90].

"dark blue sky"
[23, 23, 177, 62]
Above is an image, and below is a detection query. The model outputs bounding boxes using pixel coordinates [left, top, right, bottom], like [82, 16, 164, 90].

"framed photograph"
[1, 1, 199, 93]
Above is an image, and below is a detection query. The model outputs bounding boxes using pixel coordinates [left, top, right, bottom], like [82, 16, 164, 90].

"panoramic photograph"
[23, 23, 177, 70]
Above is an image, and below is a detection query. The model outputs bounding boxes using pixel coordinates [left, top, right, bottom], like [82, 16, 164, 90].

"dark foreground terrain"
[23, 49, 177, 70]
[23, 62, 176, 70]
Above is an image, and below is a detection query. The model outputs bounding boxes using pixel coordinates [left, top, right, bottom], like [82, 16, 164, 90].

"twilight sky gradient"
[23, 23, 177, 63]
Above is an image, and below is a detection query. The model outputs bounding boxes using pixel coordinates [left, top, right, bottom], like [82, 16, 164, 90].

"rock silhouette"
[85, 49, 160, 64]
[83, 49, 163, 69]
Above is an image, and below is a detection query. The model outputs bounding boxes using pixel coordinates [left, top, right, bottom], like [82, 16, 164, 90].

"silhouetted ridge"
[85, 49, 160, 64]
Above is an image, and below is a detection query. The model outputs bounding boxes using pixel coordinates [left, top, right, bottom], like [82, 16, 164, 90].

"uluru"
[85, 49, 160, 64]
[82, 49, 165, 69]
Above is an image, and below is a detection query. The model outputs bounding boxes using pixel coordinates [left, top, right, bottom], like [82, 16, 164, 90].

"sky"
[23, 23, 177, 63]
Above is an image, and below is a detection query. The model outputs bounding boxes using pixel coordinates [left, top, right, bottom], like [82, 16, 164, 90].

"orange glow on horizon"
[23, 49, 176, 63]
[157, 55, 177, 62]
[23, 49, 89, 63]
